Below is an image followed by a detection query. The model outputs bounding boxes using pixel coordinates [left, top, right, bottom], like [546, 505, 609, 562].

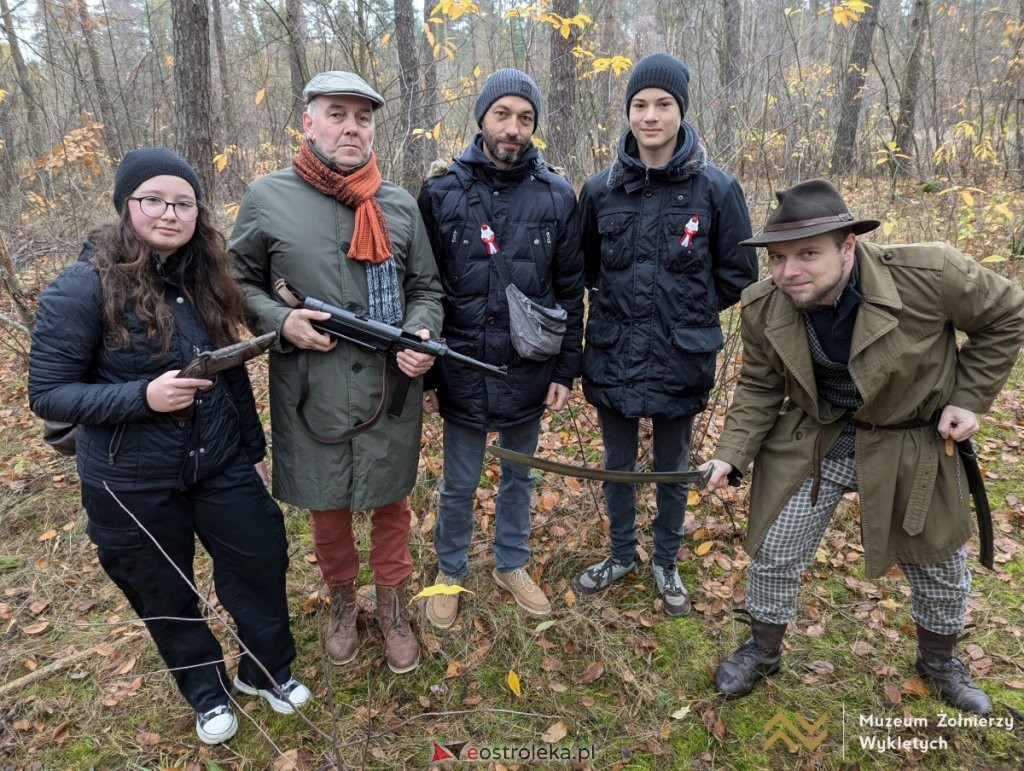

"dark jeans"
[81, 455, 295, 713]
[596, 407, 694, 568]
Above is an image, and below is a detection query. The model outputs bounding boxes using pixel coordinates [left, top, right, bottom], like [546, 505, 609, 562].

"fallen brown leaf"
[578, 661, 604, 684]
[901, 677, 930, 698]
[541, 720, 568, 743]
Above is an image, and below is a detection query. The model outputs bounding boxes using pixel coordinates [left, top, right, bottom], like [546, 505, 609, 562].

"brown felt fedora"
[741, 179, 880, 246]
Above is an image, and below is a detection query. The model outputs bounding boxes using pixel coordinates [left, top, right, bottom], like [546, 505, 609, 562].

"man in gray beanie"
[416, 69, 584, 630]
[571, 52, 757, 618]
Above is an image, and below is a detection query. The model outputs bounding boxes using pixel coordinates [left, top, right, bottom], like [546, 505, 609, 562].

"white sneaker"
[195, 703, 237, 744]
[233, 675, 312, 715]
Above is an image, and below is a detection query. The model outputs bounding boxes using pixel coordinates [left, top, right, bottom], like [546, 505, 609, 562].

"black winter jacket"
[28, 244, 266, 491]
[579, 125, 757, 419]
[418, 137, 585, 431]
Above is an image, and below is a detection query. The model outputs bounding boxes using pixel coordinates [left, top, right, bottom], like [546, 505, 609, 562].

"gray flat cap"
[303, 71, 384, 109]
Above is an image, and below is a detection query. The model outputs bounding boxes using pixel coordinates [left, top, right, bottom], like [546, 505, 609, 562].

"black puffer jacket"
[28, 244, 266, 491]
[579, 125, 758, 419]
[418, 137, 585, 431]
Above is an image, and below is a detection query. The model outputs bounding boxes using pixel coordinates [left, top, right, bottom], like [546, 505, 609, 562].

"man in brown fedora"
[701, 179, 1024, 714]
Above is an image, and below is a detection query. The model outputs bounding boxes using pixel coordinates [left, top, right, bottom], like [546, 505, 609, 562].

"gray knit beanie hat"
[625, 52, 691, 117]
[474, 68, 542, 129]
[113, 147, 203, 214]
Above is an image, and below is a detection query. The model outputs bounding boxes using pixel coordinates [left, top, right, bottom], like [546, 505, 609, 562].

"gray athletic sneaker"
[653, 564, 691, 617]
[571, 556, 636, 595]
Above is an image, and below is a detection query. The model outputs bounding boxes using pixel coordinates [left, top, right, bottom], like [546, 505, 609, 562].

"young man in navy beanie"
[571, 52, 757, 617]
[417, 69, 584, 629]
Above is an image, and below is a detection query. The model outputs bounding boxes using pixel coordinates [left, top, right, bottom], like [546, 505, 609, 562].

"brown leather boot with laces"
[376, 583, 420, 674]
[326, 583, 359, 665]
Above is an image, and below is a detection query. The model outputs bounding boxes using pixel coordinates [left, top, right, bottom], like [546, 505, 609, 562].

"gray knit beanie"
[625, 52, 691, 117]
[112, 147, 203, 214]
[473, 68, 542, 129]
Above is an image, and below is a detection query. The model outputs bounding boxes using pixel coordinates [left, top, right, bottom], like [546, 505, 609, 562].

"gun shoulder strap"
[295, 350, 392, 444]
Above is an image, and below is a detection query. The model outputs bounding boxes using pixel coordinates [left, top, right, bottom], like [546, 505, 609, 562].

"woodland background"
[1, 1, 1023, 769]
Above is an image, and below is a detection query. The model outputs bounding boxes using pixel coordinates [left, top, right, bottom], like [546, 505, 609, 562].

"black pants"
[81, 455, 295, 713]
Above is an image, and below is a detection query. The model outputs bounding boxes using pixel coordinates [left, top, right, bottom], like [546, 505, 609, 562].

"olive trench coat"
[231, 168, 443, 511]
[713, 240, 1024, 577]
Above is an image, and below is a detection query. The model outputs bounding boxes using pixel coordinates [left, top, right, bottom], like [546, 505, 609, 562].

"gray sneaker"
[571, 556, 636, 595]
[653, 564, 691, 617]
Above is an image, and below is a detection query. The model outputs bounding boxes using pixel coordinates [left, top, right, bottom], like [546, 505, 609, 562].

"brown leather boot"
[375, 583, 420, 674]
[325, 583, 359, 665]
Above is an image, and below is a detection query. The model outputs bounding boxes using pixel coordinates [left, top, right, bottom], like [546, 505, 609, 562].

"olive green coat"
[231, 168, 443, 511]
[714, 241, 1024, 577]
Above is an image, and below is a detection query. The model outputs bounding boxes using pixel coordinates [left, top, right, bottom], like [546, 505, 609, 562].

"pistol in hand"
[170, 332, 277, 420]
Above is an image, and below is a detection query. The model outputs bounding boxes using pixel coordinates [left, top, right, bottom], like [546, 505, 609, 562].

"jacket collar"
[606, 121, 706, 191]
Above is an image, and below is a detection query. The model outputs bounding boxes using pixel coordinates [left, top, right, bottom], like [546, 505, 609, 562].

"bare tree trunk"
[394, 0, 420, 189]
[170, 0, 215, 199]
[894, 0, 928, 175]
[717, 0, 742, 153]
[74, 0, 122, 158]
[417, 0, 438, 167]
[830, 0, 882, 174]
[285, 0, 308, 131]
[0, 0, 45, 158]
[210, 0, 235, 140]
[547, 0, 579, 173]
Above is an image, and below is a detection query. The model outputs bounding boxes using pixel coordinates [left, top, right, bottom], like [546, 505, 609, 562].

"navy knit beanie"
[112, 148, 203, 214]
[625, 52, 691, 117]
[474, 68, 543, 130]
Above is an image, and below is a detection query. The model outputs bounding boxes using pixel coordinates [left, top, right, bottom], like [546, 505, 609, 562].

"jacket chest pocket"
[597, 212, 636, 271]
[440, 220, 482, 290]
[661, 213, 710, 274]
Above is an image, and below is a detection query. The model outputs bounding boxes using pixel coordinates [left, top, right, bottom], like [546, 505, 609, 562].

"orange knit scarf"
[292, 141, 393, 264]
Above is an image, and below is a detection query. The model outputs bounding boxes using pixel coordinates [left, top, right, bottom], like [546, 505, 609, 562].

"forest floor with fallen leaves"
[1, 199, 1023, 769]
[2, 345, 1022, 771]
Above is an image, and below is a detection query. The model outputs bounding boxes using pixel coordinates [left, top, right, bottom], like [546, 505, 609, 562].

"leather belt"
[808, 412, 993, 569]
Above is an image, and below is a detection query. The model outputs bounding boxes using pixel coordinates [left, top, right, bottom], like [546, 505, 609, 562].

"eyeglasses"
[127, 196, 199, 222]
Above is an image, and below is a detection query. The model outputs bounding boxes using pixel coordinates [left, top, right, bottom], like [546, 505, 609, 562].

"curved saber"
[486, 445, 713, 486]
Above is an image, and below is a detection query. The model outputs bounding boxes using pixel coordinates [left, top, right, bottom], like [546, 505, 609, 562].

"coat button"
[633, 320, 641, 326]
[352, 362, 363, 373]
[883, 252, 893, 261]
[176, 297, 184, 304]
[487, 316, 495, 324]
[795, 431, 803, 440]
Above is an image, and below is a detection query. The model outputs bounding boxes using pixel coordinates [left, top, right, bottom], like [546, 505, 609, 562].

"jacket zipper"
[107, 425, 125, 465]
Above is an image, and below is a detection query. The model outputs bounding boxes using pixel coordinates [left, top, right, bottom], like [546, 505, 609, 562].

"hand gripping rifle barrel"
[274, 278, 507, 378]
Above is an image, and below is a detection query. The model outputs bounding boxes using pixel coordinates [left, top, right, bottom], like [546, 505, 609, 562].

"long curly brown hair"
[88, 202, 247, 357]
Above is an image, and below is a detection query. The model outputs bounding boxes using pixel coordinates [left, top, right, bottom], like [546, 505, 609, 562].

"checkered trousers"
[745, 453, 970, 635]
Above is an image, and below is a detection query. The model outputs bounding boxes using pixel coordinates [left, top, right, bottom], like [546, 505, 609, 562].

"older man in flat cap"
[701, 179, 1024, 714]
[231, 71, 443, 675]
